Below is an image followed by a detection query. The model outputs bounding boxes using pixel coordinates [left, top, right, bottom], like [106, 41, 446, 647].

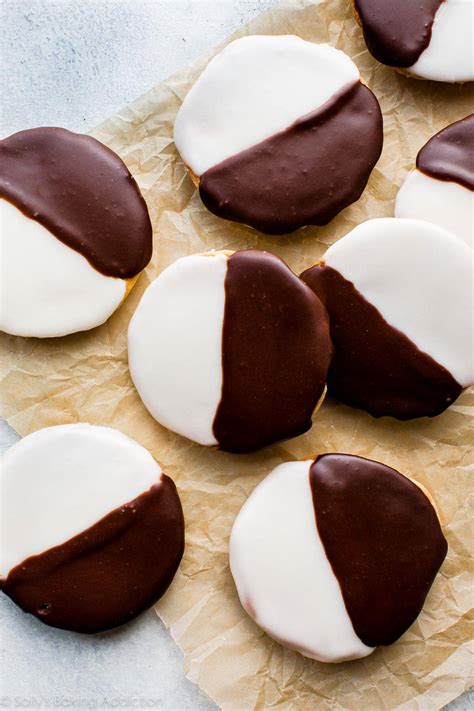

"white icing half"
[229, 461, 374, 662]
[395, 170, 473, 248]
[410, 0, 474, 82]
[0, 199, 126, 338]
[174, 35, 359, 176]
[0, 424, 162, 577]
[324, 217, 474, 387]
[128, 253, 227, 446]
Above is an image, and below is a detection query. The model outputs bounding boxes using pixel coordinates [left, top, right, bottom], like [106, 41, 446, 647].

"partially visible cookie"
[0, 127, 153, 338]
[128, 249, 333, 452]
[0, 424, 184, 633]
[301, 218, 474, 419]
[353, 0, 474, 82]
[395, 115, 473, 248]
[229, 454, 447, 662]
[174, 35, 383, 234]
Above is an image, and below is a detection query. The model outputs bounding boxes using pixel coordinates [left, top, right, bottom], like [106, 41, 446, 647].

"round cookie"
[353, 0, 474, 82]
[0, 424, 184, 633]
[229, 454, 447, 663]
[128, 250, 333, 453]
[173, 35, 383, 235]
[0, 127, 153, 338]
[395, 115, 474, 248]
[301, 218, 474, 419]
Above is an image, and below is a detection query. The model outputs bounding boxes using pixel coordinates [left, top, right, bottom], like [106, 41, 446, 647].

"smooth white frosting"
[229, 461, 374, 662]
[0, 424, 162, 577]
[395, 170, 473, 248]
[174, 35, 359, 176]
[0, 199, 126, 338]
[128, 253, 227, 446]
[324, 218, 474, 387]
[410, 0, 474, 82]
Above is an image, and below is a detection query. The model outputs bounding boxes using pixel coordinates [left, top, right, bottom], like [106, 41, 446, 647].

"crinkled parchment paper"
[1, 1, 473, 709]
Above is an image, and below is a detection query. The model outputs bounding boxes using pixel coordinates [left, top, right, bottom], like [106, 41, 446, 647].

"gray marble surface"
[0, 1, 472, 710]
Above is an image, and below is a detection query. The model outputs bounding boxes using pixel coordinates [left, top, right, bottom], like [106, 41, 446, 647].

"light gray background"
[0, 1, 472, 710]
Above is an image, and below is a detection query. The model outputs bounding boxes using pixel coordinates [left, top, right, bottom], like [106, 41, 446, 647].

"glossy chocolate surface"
[0, 476, 184, 633]
[0, 127, 152, 278]
[417, 114, 474, 191]
[310, 453, 447, 647]
[199, 83, 382, 235]
[213, 250, 333, 452]
[354, 0, 443, 68]
[301, 263, 461, 419]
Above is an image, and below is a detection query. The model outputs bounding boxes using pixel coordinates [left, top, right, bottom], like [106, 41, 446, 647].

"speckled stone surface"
[1, 0, 274, 136]
[0, 2, 472, 709]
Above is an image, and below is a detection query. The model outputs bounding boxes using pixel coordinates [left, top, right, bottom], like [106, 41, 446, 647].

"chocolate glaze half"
[199, 82, 383, 235]
[310, 453, 447, 648]
[301, 263, 461, 419]
[212, 250, 333, 453]
[0, 127, 153, 278]
[417, 115, 474, 191]
[0, 475, 184, 633]
[354, 0, 443, 68]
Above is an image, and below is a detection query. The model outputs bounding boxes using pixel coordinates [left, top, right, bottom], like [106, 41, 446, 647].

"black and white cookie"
[395, 115, 473, 248]
[174, 35, 383, 235]
[301, 218, 473, 419]
[353, 0, 474, 82]
[0, 424, 184, 633]
[230, 454, 447, 663]
[0, 127, 152, 338]
[128, 250, 333, 453]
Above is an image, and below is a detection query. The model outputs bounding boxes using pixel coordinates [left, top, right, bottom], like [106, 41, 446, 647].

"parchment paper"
[1, 1, 473, 709]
